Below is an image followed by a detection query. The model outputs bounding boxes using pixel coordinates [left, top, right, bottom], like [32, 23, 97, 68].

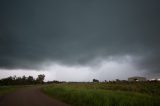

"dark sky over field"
[0, 0, 160, 81]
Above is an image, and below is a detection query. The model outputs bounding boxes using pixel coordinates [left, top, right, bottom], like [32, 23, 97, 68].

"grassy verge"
[0, 86, 20, 96]
[42, 83, 160, 106]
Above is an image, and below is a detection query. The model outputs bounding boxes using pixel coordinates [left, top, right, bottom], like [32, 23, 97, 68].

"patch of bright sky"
[0, 55, 145, 81]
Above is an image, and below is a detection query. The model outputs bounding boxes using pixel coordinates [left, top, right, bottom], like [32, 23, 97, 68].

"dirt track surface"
[0, 86, 70, 106]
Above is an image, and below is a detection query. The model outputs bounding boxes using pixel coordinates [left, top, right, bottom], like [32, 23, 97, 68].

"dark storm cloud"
[0, 0, 160, 73]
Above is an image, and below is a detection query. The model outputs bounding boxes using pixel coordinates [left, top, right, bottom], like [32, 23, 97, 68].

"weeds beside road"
[42, 82, 160, 106]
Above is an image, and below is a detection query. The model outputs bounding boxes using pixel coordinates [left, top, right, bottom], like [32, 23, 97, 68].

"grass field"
[0, 86, 25, 96]
[0, 86, 18, 95]
[42, 82, 160, 106]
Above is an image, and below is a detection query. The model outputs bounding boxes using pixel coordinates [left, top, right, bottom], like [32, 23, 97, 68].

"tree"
[22, 75, 26, 81]
[93, 79, 99, 83]
[36, 74, 45, 84]
[27, 76, 34, 84]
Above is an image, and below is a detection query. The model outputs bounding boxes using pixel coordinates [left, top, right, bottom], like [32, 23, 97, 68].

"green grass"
[0, 86, 19, 95]
[42, 83, 160, 106]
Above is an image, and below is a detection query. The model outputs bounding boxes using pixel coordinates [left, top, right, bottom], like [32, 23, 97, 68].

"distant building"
[128, 76, 146, 81]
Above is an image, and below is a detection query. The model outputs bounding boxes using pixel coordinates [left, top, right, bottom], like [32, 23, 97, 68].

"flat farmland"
[42, 82, 160, 106]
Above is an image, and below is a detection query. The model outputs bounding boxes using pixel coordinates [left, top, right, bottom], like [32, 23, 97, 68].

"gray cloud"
[0, 0, 160, 74]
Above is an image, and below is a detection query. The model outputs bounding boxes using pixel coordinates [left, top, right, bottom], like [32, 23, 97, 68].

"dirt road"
[0, 86, 70, 106]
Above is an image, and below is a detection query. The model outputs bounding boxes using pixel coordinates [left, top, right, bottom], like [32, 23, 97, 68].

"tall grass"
[43, 83, 160, 106]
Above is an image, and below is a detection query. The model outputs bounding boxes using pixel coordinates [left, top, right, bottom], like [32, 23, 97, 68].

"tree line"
[0, 74, 45, 85]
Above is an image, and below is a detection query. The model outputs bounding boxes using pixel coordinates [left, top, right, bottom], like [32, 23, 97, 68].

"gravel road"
[0, 86, 70, 106]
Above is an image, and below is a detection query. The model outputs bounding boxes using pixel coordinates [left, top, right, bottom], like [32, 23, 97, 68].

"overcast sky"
[0, 0, 160, 81]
